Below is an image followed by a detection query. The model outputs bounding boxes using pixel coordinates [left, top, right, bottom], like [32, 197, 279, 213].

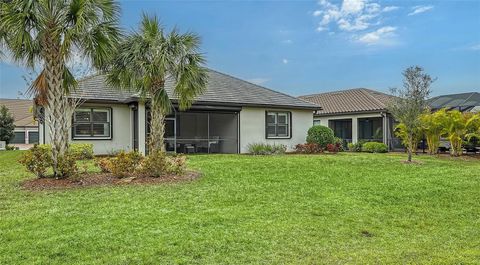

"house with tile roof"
[299, 88, 402, 150]
[428, 92, 480, 113]
[39, 69, 319, 154]
[0, 98, 39, 149]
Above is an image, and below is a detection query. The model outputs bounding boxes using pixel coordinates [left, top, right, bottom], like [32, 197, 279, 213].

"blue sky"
[1, 0, 479, 99]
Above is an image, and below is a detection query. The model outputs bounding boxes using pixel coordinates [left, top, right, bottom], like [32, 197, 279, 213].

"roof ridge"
[359, 88, 388, 108]
[299, 88, 372, 98]
[206, 68, 317, 107]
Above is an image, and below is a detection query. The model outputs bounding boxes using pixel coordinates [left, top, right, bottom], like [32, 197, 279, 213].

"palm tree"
[0, 0, 120, 177]
[107, 14, 208, 153]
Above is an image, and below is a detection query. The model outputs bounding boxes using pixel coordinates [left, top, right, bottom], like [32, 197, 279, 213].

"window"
[266, 111, 291, 138]
[73, 108, 111, 139]
[313, 120, 321, 126]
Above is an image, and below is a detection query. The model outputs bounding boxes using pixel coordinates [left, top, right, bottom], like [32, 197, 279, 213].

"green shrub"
[306, 125, 335, 148]
[138, 150, 187, 177]
[348, 142, 363, 152]
[56, 152, 79, 178]
[334, 137, 344, 152]
[247, 143, 287, 155]
[37, 143, 94, 160]
[362, 142, 388, 153]
[108, 151, 143, 178]
[18, 145, 52, 178]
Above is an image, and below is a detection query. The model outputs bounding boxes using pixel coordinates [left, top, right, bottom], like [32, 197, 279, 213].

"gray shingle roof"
[0, 98, 37, 127]
[299, 88, 394, 115]
[71, 69, 319, 110]
[428, 92, 480, 110]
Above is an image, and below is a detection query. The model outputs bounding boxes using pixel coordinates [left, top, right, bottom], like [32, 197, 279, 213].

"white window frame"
[72, 107, 112, 140]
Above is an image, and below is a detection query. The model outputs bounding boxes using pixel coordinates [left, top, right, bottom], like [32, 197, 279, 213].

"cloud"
[382, 6, 399, 12]
[282, 39, 293, 44]
[282, 59, 289, 64]
[247, 78, 270, 85]
[408, 5, 434, 16]
[314, 0, 399, 33]
[357, 26, 397, 45]
[468, 44, 480, 51]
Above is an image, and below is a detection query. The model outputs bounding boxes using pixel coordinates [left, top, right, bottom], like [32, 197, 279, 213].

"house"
[0, 98, 39, 149]
[38, 69, 319, 155]
[429, 92, 480, 112]
[299, 88, 401, 149]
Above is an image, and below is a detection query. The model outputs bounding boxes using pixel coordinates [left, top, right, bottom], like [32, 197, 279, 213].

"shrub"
[334, 137, 344, 152]
[348, 142, 363, 152]
[247, 143, 287, 155]
[295, 143, 322, 154]
[18, 145, 52, 178]
[108, 151, 143, 178]
[95, 157, 112, 173]
[69, 143, 94, 159]
[326, 143, 338, 153]
[56, 152, 78, 178]
[37, 143, 94, 160]
[306, 125, 335, 148]
[139, 150, 187, 177]
[362, 142, 388, 153]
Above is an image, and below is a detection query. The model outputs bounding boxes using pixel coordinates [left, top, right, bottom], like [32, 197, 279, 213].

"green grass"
[1, 151, 479, 264]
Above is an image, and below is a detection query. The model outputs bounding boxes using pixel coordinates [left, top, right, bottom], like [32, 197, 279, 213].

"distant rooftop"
[428, 92, 480, 111]
[0, 98, 37, 127]
[299, 88, 394, 115]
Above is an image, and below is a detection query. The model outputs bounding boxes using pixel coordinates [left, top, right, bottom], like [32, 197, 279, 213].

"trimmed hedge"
[361, 142, 388, 153]
[306, 125, 335, 148]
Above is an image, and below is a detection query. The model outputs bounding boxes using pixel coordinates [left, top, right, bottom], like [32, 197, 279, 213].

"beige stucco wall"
[239, 107, 313, 153]
[41, 103, 133, 155]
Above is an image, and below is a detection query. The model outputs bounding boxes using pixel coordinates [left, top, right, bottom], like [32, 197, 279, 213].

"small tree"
[388, 66, 434, 162]
[420, 110, 445, 155]
[0, 105, 15, 144]
[441, 110, 480, 156]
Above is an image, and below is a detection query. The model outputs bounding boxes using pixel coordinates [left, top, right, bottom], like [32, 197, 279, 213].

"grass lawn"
[1, 151, 479, 264]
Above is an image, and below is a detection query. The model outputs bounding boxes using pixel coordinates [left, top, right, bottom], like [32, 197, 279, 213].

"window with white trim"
[73, 108, 111, 139]
[266, 111, 290, 138]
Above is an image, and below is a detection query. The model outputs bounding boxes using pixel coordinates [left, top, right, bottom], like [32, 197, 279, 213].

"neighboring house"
[299, 88, 401, 149]
[0, 98, 39, 149]
[38, 69, 319, 155]
[429, 92, 480, 112]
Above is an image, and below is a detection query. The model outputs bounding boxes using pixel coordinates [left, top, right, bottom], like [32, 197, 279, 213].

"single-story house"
[429, 92, 480, 113]
[38, 69, 319, 155]
[299, 88, 401, 149]
[0, 98, 39, 149]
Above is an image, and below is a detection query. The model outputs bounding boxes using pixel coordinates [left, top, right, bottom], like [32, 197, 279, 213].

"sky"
[1, 0, 479, 99]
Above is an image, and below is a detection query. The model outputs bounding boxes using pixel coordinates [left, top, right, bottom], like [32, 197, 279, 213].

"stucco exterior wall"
[239, 107, 313, 153]
[41, 103, 133, 155]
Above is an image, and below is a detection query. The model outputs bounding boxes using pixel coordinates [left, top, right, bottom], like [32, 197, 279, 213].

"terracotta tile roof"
[0, 98, 37, 127]
[299, 88, 394, 115]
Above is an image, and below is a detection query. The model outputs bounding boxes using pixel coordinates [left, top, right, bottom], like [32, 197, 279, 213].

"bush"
[18, 145, 52, 178]
[37, 143, 94, 160]
[362, 142, 388, 153]
[95, 157, 112, 173]
[306, 125, 335, 148]
[247, 143, 287, 155]
[326, 143, 338, 153]
[56, 152, 78, 178]
[295, 143, 322, 154]
[108, 151, 143, 178]
[348, 142, 363, 152]
[139, 150, 187, 177]
[334, 137, 344, 152]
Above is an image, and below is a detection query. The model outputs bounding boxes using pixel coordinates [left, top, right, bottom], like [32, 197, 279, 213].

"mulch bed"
[22, 171, 201, 191]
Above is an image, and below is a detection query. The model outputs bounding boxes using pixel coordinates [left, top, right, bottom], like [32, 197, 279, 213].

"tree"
[388, 66, 434, 162]
[1, 0, 120, 177]
[107, 14, 208, 153]
[441, 110, 480, 156]
[0, 105, 15, 144]
[420, 110, 445, 155]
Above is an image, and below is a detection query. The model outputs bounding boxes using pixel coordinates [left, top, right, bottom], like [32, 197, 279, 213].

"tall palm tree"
[0, 0, 120, 177]
[107, 14, 208, 153]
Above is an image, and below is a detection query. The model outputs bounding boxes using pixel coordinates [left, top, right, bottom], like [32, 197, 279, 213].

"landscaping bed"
[21, 171, 201, 191]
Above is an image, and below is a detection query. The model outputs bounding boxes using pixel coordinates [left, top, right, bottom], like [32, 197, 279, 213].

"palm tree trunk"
[148, 97, 166, 153]
[43, 43, 68, 177]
